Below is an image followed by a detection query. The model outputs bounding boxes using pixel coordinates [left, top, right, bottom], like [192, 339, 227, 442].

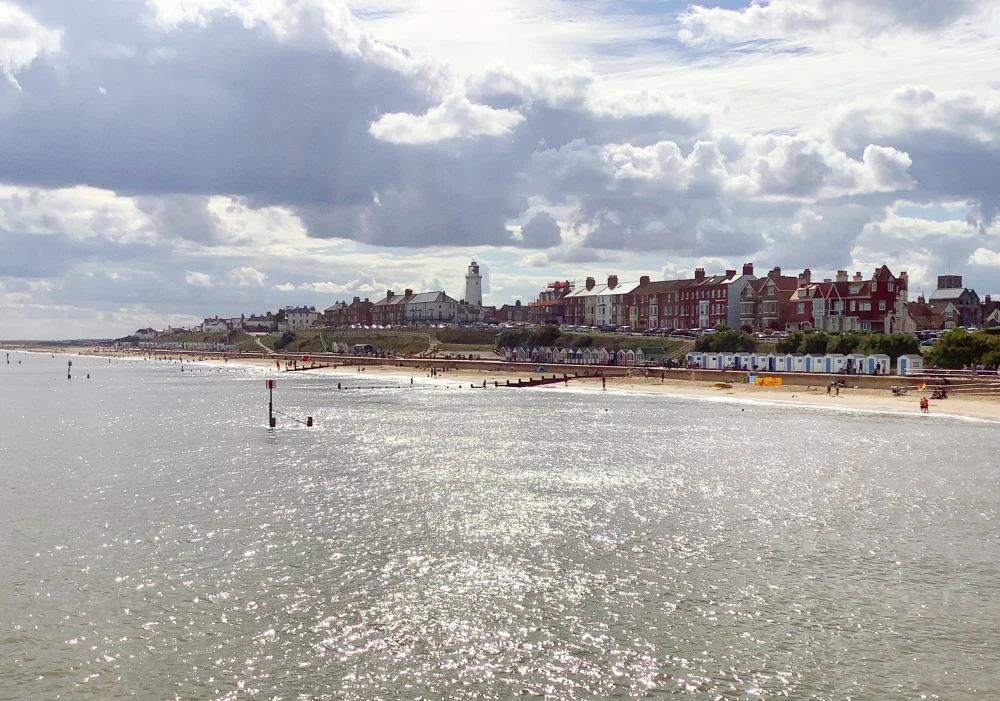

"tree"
[275, 331, 296, 350]
[925, 329, 1000, 368]
[496, 329, 530, 349]
[528, 324, 562, 347]
[858, 333, 919, 359]
[695, 330, 757, 353]
[801, 332, 831, 355]
[827, 333, 863, 355]
[776, 331, 804, 354]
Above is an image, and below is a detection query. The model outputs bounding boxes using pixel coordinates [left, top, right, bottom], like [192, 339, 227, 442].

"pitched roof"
[929, 287, 969, 301]
[408, 291, 456, 304]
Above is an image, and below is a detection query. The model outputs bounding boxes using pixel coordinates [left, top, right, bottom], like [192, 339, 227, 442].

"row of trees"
[775, 331, 919, 358]
[695, 329, 921, 359]
[924, 329, 1000, 368]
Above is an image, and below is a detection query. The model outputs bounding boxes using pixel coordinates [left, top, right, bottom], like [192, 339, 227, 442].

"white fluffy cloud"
[0, 1, 61, 88]
[369, 94, 526, 144]
[185, 271, 214, 287]
[227, 266, 267, 286]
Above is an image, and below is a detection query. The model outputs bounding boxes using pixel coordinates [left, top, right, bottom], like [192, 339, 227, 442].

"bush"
[925, 329, 1000, 368]
[495, 329, 530, 349]
[801, 331, 831, 355]
[827, 333, 863, 355]
[776, 331, 804, 354]
[527, 324, 561, 347]
[857, 333, 919, 359]
[695, 330, 756, 353]
[275, 331, 296, 350]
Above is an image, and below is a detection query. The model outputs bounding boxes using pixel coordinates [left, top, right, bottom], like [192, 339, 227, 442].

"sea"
[1, 350, 999, 700]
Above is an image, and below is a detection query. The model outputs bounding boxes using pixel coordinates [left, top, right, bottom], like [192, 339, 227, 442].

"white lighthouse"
[464, 260, 483, 307]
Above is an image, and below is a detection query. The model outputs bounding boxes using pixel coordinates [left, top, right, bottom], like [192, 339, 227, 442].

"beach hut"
[721, 352, 737, 370]
[632, 349, 644, 366]
[898, 354, 924, 376]
[790, 353, 807, 373]
[643, 347, 667, 366]
[705, 353, 721, 370]
[596, 348, 611, 365]
[847, 353, 867, 374]
[554, 348, 567, 363]
[824, 353, 846, 374]
[805, 354, 826, 373]
[750, 353, 770, 372]
[735, 352, 754, 370]
[773, 354, 789, 373]
[582, 348, 595, 365]
[865, 354, 891, 375]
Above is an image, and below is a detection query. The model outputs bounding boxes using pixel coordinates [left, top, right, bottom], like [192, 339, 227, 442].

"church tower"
[465, 260, 483, 307]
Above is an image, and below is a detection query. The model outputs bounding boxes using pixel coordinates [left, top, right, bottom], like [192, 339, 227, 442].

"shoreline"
[6, 345, 1000, 423]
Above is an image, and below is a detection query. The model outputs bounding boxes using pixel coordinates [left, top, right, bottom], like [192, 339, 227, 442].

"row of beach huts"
[504, 346, 668, 366]
[684, 351, 926, 376]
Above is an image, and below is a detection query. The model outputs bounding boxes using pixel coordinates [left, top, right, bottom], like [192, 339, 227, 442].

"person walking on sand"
[602, 376, 606, 391]
[826, 383, 831, 395]
[835, 383, 840, 397]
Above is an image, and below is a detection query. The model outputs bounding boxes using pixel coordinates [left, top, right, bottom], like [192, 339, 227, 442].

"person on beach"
[826, 383, 831, 395]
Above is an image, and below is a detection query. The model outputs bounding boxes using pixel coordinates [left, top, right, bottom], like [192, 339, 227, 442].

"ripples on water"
[2, 352, 999, 700]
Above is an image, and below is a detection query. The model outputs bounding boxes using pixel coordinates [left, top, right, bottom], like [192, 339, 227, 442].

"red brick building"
[372, 289, 414, 327]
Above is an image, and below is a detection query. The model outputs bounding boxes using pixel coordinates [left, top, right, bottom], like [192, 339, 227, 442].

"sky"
[2, 0, 1000, 339]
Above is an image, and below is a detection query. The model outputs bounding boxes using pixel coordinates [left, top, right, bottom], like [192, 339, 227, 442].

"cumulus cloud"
[227, 266, 267, 286]
[678, 0, 987, 45]
[0, 1, 61, 88]
[517, 212, 563, 249]
[969, 248, 1000, 266]
[369, 94, 526, 144]
[185, 271, 214, 287]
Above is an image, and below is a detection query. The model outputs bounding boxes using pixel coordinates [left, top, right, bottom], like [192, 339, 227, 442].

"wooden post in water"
[266, 379, 277, 427]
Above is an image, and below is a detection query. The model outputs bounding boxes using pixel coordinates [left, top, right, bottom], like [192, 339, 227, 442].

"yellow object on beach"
[755, 377, 783, 387]
[919, 382, 927, 391]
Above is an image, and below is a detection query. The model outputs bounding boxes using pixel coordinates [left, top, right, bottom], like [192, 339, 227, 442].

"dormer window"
[850, 285, 861, 294]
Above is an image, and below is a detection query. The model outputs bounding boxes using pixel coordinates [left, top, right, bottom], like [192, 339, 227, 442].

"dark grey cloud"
[518, 212, 562, 248]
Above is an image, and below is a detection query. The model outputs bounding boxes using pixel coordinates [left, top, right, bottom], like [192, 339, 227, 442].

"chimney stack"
[725, 269, 737, 279]
[743, 263, 754, 276]
[405, 288, 413, 297]
[899, 271, 908, 288]
[798, 269, 812, 286]
[836, 271, 848, 283]
[694, 268, 706, 282]
[769, 267, 781, 280]
[353, 296, 360, 303]
[586, 276, 595, 291]
[853, 272, 863, 283]
[386, 290, 394, 300]
[608, 275, 618, 289]
[640, 275, 650, 286]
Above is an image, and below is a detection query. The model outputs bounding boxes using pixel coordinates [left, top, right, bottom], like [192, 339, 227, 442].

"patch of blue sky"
[897, 205, 969, 222]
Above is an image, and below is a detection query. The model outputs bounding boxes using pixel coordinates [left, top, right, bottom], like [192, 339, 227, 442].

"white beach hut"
[597, 348, 611, 365]
[705, 353, 722, 370]
[790, 353, 807, 373]
[751, 353, 770, 372]
[865, 354, 891, 375]
[773, 354, 790, 373]
[825, 353, 846, 374]
[898, 354, 924, 376]
[805, 354, 826, 373]
[582, 348, 595, 365]
[632, 349, 644, 366]
[720, 352, 737, 370]
[736, 352, 754, 370]
[847, 353, 867, 374]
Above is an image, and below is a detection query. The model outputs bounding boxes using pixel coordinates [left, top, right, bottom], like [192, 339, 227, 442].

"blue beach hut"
[898, 354, 924, 376]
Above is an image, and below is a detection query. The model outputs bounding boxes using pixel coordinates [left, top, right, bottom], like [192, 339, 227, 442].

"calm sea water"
[2, 351, 999, 700]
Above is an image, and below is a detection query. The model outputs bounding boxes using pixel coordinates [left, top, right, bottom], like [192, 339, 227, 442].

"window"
[850, 301, 856, 312]
[797, 302, 805, 314]
[850, 285, 861, 294]
[879, 301, 886, 311]
[872, 282, 877, 292]
[887, 282, 894, 292]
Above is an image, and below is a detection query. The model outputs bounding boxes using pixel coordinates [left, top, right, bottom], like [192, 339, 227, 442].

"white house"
[406, 292, 459, 325]
[286, 306, 319, 331]
[202, 318, 229, 333]
[135, 328, 158, 340]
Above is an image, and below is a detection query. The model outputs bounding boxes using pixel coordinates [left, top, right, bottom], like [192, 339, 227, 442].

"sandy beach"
[8, 345, 1000, 423]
